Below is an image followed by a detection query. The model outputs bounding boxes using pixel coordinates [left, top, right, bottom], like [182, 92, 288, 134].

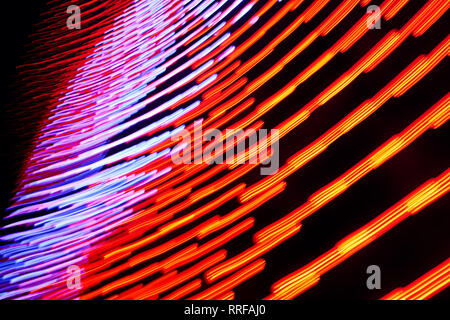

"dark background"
[0, 1, 49, 212]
